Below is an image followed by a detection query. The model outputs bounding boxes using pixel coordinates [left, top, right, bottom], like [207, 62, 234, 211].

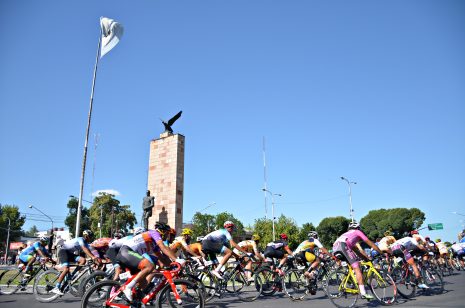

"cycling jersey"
[393, 237, 420, 251]
[19, 242, 48, 263]
[201, 229, 232, 256]
[412, 234, 426, 245]
[187, 243, 203, 256]
[170, 236, 189, 253]
[334, 230, 368, 250]
[378, 236, 396, 251]
[109, 235, 133, 249]
[294, 239, 323, 254]
[123, 230, 162, 255]
[61, 237, 91, 254]
[266, 240, 288, 250]
[435, 242, 448, 255]
[233, 240, 259, 256]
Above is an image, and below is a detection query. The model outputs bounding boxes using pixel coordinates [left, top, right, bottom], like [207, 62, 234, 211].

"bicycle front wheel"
[81, 280, 123, 308]
[254, 267, 279, 296]
[0, 268, 22, 295]
[390, 266, 416, 299]
[231, 269, 262, 302]
[283, 269, 308, 301]
[33, 269, 60, 302]
[156, 278, 205, 308]
[324, 268, 358, 308]
[78, 270, 108, 297]
[368, 271, 397, 305]
[421, 267, 444, 295]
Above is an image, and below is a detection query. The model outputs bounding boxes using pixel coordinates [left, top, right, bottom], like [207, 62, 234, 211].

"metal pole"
[341, 177, 357, 222]
[271, 193, 275, 241]
[4, 218, 10, 264]
[76, 30, 102, 238]
[29, 205, 54, 233]
[99, 205, 103, 238]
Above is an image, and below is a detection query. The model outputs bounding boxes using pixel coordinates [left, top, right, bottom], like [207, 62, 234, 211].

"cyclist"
[294, 231, 330, 280]
[170, 228, 200, 258]
[332, 221, 384, 300]
[435, 239, 449, 266]
[234, 234, 264, 281]
[52, 230, 101, 295]
[18, 236, 52, 277]
[450, 242, 465, 268]
[201, 220, 252, 279]
[187, 237, 206, 259]
[264, 233, 295, 274]
[107, 230, 134, 281]
[117, 222, 179, 302]
[391, 234, 429, 289]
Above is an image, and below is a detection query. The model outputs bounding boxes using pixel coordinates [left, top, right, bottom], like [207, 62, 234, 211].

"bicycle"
[325, 256, 397, 308]
[0, 259, 54, 295]
[388, 255, 418, 299]
[33, 259, 98, 302]
[77, 261, 115, 297]
[81, 262, 204, 308]
[416, 256, 444, 295]
[253, 256, 295, 297]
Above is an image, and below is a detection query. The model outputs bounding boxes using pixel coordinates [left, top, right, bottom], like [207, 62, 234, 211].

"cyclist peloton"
[332, 221, 384, 300]
[116, 222, 180, 302]
[18, 236, 52, 277]
[170, 228, 201, 258]
[52, 230, 101, 295]
[264, 233, 295, 274]
[233, 234, 264, 281]
[294, 231, 331, 280]
[201, 220, 253, 280]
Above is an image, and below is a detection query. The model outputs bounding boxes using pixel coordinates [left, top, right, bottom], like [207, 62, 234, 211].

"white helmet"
[348, 221, 360, 230]
[133, 227, 146, 235]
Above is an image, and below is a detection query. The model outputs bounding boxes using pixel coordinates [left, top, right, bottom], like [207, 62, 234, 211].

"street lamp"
[262, 188, 282, 241]
[29, 205, 54, 233]
[341, 177, 357, 222]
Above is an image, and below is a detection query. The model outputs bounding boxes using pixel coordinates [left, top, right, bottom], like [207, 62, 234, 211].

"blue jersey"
[20, 242, 48, 258]
[61, 237, 90, 254]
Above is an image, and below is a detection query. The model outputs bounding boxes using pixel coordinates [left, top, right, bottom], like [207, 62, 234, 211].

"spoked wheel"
[33, 269, 60, 302]
[421, 267, 444, 295]
[81, 280, 123, 308]
[0, 268, 22, 295]
[324, 268, 358, 308]
[254, 267, 279, 296]
[78, 270, 109, 297]
[156, 278, 205, 308]
[231, 269, 262, 302]
[390, 266, 416, 299]
[368, 271, 397, 305]
[283, 269, 308, 301]
[197, 271, 217, 302]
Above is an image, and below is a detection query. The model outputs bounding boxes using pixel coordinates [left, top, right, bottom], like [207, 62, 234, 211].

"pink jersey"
[335, 229, 369, 249]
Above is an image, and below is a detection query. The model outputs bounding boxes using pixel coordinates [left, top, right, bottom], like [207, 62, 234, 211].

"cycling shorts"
[264, 246, 285, 259]
[106, 247, 120, 267]
[58, 249, 82, 266]
[115, 246, 149, 274]
[201, 239, 230, 262]
[296, 251, 316, 263]
[333, 241, 361, 269]
[391, 244, 413, 262]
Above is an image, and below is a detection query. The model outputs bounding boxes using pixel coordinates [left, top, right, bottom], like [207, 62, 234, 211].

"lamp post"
[341, 177, 357, 222]
[4, 217, 10, 264]
[29, 205, 54, 233]
[262, 188, 282, 241]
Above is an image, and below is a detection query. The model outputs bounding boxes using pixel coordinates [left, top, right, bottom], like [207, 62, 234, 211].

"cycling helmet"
[196, 236, 204, 242]
[181, 228, 193, 236]
[308, 231, 318, 239]
[410, 230, 419, 235]
[435, 238, 441, 243]
[39, 236, 48, 244]
[384, 230, 391, 237]
[113, 230, 125, 239]
[133, 227, 146, 235]
[425, 236, 430, 241]
[280, 233, 288, 240]
[348, 221, 360, 230]
[252, 234, 261, 241]
[154, 221, 171, 233]
[223, 221, 235, 229]
[83, 229, 94, 238]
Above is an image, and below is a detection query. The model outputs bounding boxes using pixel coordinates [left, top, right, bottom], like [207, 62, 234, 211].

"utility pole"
[4, 218, 11, 264]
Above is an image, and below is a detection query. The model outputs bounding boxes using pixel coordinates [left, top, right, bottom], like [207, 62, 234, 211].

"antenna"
[263, 136, 268, 219]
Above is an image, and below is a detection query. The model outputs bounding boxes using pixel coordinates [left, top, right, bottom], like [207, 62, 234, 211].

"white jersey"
[394, 237, 420, 251]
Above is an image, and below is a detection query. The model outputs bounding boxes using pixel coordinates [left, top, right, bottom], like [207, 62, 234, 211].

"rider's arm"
[156, 239, 178, 261]
[364, 239, 383, 256]
[284, 245, 294, 256]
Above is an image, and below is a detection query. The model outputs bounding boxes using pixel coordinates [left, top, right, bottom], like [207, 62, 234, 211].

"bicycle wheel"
[0, 268, 22, 294]
[78, 270, 108, 297]
[231, 269, 262, 302]
[324, 268, 358, 308]
[390, 266, 416, 299]
[421, 267, 444, 295]
[156, 278, 205, 308]
[368, 271, 397, 305]
[81, 280, 123, 308]
[283, 269, 308, 300]
[33, 269, 60, 302]
[196, 271, 217, 302]
[254, 267, 279, 296]
[70, 268, 90, 297]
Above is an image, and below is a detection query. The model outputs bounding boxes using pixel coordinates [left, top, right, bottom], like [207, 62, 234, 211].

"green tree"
[191, 212, 216, 239]
[65, 197, 91, 237]
[0, 204, 26, 250]
[25, 225, 39, 237]
[274, 215, 300, 249]
[252, 217, 273, 250]
[215, 212, 245, 239]
[89, 193, 137, 237]
[316, 216, 350, 248]
[360, 208, 425, 239]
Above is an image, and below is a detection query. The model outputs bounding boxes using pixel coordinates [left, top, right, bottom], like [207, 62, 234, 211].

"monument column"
[147, 132, 185, 232]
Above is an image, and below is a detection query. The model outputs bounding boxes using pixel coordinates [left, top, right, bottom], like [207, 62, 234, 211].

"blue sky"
[1, 1, 464, 242]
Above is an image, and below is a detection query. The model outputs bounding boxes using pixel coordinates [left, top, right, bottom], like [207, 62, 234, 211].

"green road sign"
[428, 223, 443, 230]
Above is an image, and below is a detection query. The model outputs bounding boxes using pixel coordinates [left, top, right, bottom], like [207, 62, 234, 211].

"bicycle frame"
[339, 260, 385, 295]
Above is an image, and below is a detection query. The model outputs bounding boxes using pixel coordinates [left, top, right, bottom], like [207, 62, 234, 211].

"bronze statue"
[161, 110, 182, 134]
[142, 190, 155, 230]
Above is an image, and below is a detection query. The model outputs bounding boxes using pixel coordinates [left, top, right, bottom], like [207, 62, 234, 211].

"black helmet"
[155, 221, 171, 233]
[83, 229, 94, 238]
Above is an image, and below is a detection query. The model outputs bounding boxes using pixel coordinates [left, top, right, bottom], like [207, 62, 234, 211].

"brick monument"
[147, 132, 185, 232]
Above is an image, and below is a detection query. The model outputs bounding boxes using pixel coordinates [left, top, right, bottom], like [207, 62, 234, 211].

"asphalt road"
[1, 271, 464, 308]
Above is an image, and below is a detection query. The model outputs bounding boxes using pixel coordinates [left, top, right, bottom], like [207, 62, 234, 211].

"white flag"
[100, 17, 124, 58]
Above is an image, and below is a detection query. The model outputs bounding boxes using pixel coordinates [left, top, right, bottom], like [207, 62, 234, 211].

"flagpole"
[75, 31, 102, 238]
